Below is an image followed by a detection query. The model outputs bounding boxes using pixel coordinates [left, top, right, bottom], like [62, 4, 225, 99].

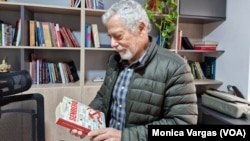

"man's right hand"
[70, 129, 86, 139]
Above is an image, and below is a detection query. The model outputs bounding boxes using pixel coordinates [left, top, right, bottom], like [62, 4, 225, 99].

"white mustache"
[116, 46, 126, 52]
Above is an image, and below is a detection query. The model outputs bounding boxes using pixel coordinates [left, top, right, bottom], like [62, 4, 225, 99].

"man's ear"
[138, 22, 147, 34]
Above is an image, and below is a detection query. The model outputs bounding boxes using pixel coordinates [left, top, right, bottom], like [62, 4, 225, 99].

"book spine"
[42, 22, 53, 47]
[29, 20, 36, 46]
[56, 118, 91, 134]
[194, 46, 217, 50]
[91, 24, 100, 48]
[67, 61, 79, 82]
[181, 37, 193, 50]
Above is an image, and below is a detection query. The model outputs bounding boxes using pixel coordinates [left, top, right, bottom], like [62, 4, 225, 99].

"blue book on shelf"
[204, 56, 216, 80]
[96, 0, 104, 9]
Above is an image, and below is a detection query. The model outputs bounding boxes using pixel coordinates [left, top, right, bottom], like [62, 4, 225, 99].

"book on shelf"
[181, 36, 193, 50]
[193, 40, 218, 51]
[67, 60, 79, 82]
[65, 28, 80, 47]
[0, 20, 3, 46]
[96, 0, 104, 9]
[55, 23, 64, 47]
[189, 61, 200, 79]
[85, 24, 93, 48]
[42, 22, 53, 47]
[12, 18, 21, 46]
[1, 23, 13, 46]
[48, 22, 57, 47]
[61, 26, 74, 47]
[29, 20, 36, 46]
[85, 0, 92, 8]
[36, 21, 45, 46]
[193, 41, 218, 46]
[85, 0, 104, 9]
[91, 24, 100, 48]
[188, 62, 196, 79]
[204, 56, 216, 80]
[55, 96, 106, 134]
[177, 30, 182, 50]
[193, 45, 217, 51]
[74, 0, 81, 8]
[194, 61, 206, 80]
[58, 62, 67, 84]
[70, 0, 81, 8]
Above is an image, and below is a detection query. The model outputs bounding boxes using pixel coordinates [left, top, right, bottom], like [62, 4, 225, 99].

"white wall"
[204, 0, 250, 101]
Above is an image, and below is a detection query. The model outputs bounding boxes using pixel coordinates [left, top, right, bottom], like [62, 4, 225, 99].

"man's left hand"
[88, 127, 121, 141]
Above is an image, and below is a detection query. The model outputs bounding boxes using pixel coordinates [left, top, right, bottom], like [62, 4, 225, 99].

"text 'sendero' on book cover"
[55, 96, 106, 134]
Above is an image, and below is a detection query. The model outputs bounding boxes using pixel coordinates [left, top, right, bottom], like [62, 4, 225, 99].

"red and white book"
[55, 96, 106, 134]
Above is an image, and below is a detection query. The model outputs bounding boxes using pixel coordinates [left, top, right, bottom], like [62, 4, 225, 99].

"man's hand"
[70, 128, 121, 141]
[88, 127, 121, 141]
[70, 129, 86, 139]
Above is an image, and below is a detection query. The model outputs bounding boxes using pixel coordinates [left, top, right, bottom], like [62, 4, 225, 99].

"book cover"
[181, 36, 193, 50]
[36, 21, 44, 46]
[48, 22, 57, 47]
[29, 20, 36, 46]
[204, 56, 216, 80]
[91, 24, 100, 48]
[42, 22, 53, 47]
[55, 96, 106, 134]
[194, 61, 206, 80]
[12, 19, 21, 46]
[55, 23, 64, 47]
[84, 24, 93, 48]
[67, 60, 79, 82]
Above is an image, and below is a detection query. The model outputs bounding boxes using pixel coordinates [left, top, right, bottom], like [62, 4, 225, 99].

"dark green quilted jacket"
[89, 43, 198, 141]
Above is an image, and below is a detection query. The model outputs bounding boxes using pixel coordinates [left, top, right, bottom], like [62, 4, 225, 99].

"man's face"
[106, 15, 140, 62]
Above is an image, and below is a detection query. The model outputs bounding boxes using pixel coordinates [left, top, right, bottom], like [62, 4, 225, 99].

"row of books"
[85, 0, 104, 9]
[29, 20, 80, 48]
[188, 56, 216, 80]
[178, 30, 218, 51]
[70, 0, 81, 8]
[30, 53, 79, 85]
[0, 19, 21, 46]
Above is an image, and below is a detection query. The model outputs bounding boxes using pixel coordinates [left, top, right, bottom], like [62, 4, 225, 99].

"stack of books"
[193, 41, 218, 51]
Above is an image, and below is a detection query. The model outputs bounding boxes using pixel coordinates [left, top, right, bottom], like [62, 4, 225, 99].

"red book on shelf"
[193, 45, 217, 50]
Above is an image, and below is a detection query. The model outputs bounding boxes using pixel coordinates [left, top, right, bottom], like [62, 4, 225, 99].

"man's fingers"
[70, 129, 78, 135]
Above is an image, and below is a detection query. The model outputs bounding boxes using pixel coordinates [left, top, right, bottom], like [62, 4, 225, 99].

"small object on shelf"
[92, 77, 104, 82]
[193, 41, 218, 46]
[181, 36, 194, 50]
[0, 56, 11, 73]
